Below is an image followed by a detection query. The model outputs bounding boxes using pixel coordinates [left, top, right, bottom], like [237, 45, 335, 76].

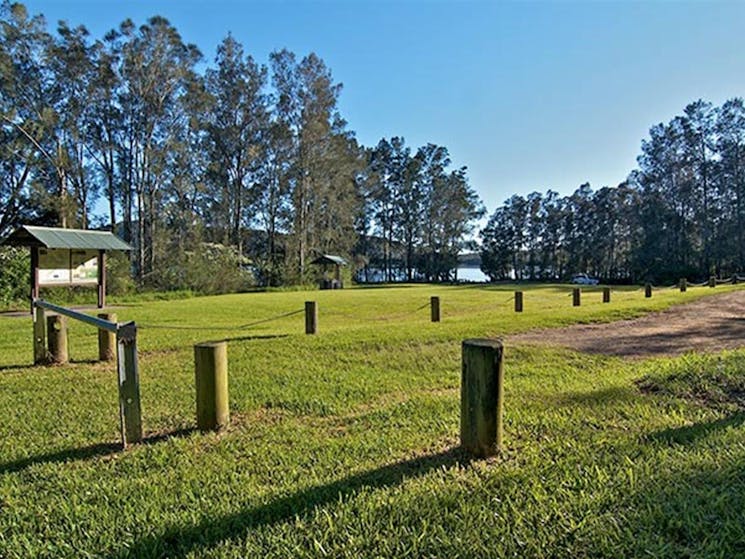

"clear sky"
[18, 0, 745, 214]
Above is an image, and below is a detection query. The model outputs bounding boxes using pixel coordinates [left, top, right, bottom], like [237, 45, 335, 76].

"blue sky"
[20, 0, 745, 215]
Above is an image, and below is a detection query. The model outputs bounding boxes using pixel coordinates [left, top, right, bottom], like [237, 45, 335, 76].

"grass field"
[2, 283, 745, 558]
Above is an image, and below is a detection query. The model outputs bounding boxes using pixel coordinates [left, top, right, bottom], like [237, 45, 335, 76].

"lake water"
[455, 267, 489, 283]
[356, 266, 489, 283]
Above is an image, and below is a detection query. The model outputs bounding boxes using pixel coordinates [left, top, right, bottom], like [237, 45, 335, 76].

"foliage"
[0, 2, 482, 292]
[105, 250, 135, 295]
[0, 246, 28, 306]
[151, 241, 254, 295]
[481, 99, 745, 284]
[0, 284, 743, 557]
[361, 138, 484, 282]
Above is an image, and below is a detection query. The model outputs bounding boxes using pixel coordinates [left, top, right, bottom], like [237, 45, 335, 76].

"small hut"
[311, 254, 347, 289]
[1, 225, 132, 308]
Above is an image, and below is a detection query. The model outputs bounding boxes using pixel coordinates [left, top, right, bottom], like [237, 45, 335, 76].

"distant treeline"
[0, 2, 483, 289]
[481, 99, 745, 284]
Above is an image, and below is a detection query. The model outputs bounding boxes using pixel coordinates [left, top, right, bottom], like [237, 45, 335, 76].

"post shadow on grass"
[0, 428, 195, 475]
[210, 334, 288, 344]
[0, 363, 36, 372]
[112, 447, 472, 559]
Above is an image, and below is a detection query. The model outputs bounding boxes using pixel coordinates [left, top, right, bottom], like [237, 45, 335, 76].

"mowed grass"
[1, 283, 745, 558]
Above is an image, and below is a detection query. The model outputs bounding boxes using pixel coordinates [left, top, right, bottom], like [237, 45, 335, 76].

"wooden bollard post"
[602, 287, 611, 303]
[46, 314, 68, 364]
[645, 283, 652, 298]
[461, 339, 504, 457]
[431, 296, 440, 322]
[572, 288, 581, 307]
[709, 276, 716, 288]
[734, 276, 739, 285]
[679, 278, 687, 292]
[116, 322, 143, 446]
[33, 304, 47, 364]
[514, 291, 523, 313]
[305, 301, 317, 334]
[98, 313, 117, 361]
[194, 341, 229, 432]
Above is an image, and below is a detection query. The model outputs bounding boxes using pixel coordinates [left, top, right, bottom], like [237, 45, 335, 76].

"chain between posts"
[137, 309, 305, 331]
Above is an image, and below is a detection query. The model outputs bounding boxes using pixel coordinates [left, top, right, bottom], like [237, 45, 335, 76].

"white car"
[570, 274, 600, 285]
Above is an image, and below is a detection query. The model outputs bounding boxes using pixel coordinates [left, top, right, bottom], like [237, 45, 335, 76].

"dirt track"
[509, 291, 745, 359]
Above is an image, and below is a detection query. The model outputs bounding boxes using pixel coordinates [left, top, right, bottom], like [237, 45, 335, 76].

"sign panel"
[38, 248, 99, 286]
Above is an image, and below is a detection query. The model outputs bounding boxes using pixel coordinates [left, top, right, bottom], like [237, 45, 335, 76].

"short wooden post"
[194, 341, 229, 432]
[645, 283, 652, 298]
[734, 275, 739, 285]
[305, 301, 317, 334]
[679, 278, 687, 292]
[116, 322, 143, 446]
[98, 313, 117, 361]
[602, 287, 611, 303]
[709, 275, 716, 288]
[33, 304, 47, 364]
[573, 288, 581, 307]
[461, 339, 504, 457]
[514, 291, 523, 313]
[46, 314, 68, 364]
[431, 296, 441, 322]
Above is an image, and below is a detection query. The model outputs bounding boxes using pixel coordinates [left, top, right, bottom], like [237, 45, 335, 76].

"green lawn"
[1, 283, 744, 558]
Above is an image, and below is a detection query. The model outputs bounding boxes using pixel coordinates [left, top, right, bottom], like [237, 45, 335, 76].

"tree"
[203, 34, 268, 256]
[715, 99, 745, 272]
[117, 16, 201, 280]
[270, 50, 362, 281]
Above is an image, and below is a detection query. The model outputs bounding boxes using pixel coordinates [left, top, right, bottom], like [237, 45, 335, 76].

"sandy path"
[509, 291, 745, 359]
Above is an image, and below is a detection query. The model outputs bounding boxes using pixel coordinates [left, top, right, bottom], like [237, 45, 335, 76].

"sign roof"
[1, 225, 132, 251]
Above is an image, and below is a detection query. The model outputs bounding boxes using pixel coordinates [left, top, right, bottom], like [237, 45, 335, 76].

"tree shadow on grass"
[646, 413, 745, 445]
[112, 446, 472, 559]
[621, 447, 745, 557]
[0, 428, 195, 475]
[556, 386, 639, 408]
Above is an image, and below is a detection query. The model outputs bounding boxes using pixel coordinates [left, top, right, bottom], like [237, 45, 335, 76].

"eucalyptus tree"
[538, 190, 565, 278]
[394, 143, 424, 281]
[367, 138, 396, 280]
[117, 16, 201, 279]
[0, 2, 39, 235]
[47, 21, 98, 228]
[437, 166, 484, 280]
[636, 119, 699, 278]
[270, 49, 361, 280]
[84, 30, 123, 233]
[203, 34, 268, 256]
[368, 137, 417, 280]
[524, 191, 543, 280]
[0, 1, 67, 227]
[682, 100, 717, 273]
[480, 205, 513, 280]
[415, 143, 451, 280]
[715, 98, 745, 272]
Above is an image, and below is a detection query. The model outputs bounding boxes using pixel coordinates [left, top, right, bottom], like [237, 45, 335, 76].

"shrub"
[150, 242, 254, 295]
[0, 247, 29, 307]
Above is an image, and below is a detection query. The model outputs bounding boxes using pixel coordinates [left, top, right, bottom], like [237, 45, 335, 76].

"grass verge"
[0, 283, 743, 558]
